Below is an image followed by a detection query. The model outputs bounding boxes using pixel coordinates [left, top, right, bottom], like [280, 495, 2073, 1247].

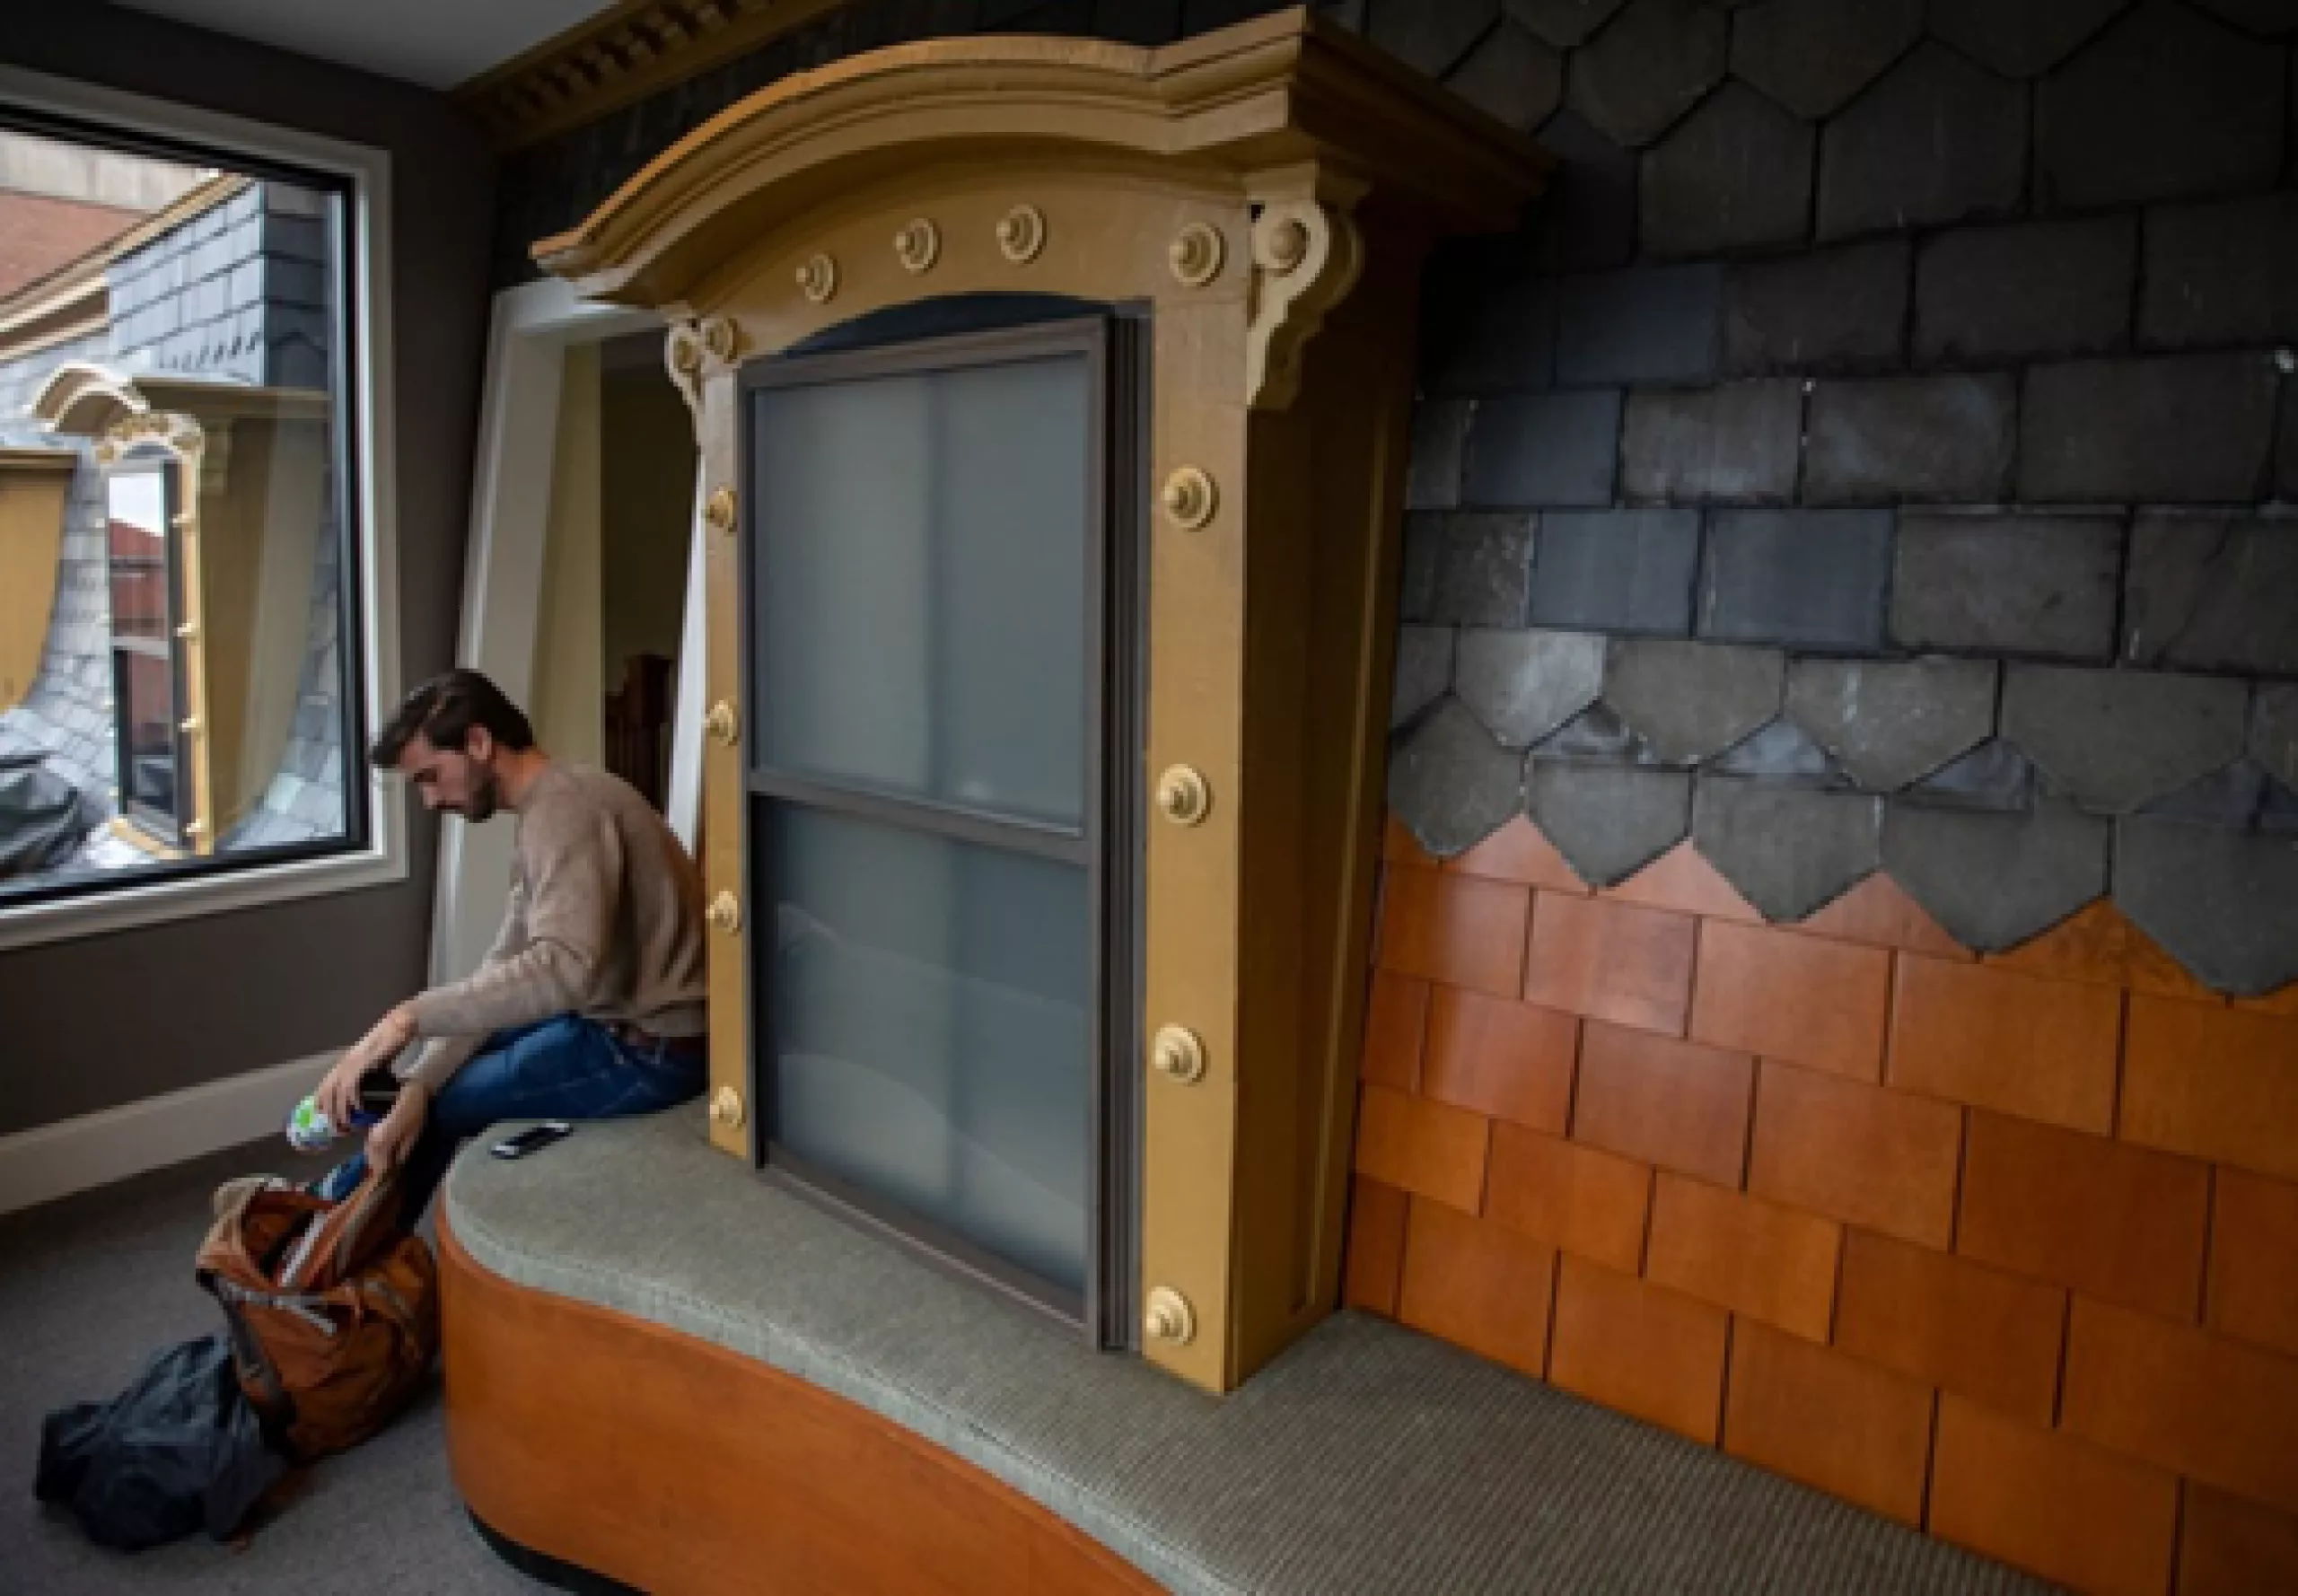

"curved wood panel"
[438, 1215, 1163, 1595]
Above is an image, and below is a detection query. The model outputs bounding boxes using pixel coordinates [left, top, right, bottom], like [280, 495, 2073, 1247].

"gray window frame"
[736, 307, 1146, 1348]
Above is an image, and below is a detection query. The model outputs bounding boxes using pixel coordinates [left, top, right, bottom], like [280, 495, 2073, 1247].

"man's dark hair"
[369, 668, 536, 768]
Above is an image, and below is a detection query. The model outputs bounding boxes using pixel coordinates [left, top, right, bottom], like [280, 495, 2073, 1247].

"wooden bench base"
[439, 1215, 1158, 1595]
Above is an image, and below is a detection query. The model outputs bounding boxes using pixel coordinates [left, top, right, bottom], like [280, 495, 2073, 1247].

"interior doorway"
[432, 278, 705, 986]
[526, 330, 693, 809]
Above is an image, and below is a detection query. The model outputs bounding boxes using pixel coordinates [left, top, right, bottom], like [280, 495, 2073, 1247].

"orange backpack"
[196, 1172, 439, 1463]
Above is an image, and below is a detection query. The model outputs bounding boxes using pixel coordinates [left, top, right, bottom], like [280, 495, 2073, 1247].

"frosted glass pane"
[764, 803, 1091, 1293]
[750, 355, 1089, 829]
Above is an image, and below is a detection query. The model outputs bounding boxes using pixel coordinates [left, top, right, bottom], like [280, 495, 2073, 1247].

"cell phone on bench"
[489, 1121, 574, 1160]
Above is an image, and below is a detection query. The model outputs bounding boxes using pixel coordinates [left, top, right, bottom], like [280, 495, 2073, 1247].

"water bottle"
[285, 1065, 401, 1153]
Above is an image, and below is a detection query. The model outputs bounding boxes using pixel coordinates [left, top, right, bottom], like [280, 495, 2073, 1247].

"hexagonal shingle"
[1445, 21, 1566, 132]
[2255, 684, 2298, 795]
[1693, 776, 1882, 921]
[2000, 665, 2250, 814]
[1640, 83, 1818, 257]
[1818, 43, 2028, 241]
[2115, 817, 2298, 995]
[1456, 627, 1608, 748]
[1566, 0, 1728, 146]
[1929, 0, 2128, 77]
[1881, 795, 2110, 951]
[2187, 0, 2298, 32]
[1391, 627, 1455, 729]
[2036, 1, 2285, 210]
[1389, 698, 1526, 857]
[1785, 658, 1999, 792]
[1731, 0, 1924, 119]
[1527, 762, 1693, 884]
[1506, 0, 1628, 48]
[1602, 638, 1787, 765]
[1370, 0, 1501, 78]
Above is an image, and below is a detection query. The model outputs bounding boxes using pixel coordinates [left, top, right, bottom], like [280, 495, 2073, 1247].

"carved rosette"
[1244, 199, 1364, 411]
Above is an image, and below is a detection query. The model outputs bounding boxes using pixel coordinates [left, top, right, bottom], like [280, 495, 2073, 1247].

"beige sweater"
[403, 764, 708, 1091]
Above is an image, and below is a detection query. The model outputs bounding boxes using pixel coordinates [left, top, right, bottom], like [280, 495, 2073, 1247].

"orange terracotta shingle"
[1377, 864, 1531, 998]
[1645, 1173, 1840, 1341]
[1956, 1109, 2209, 1322]
[1548, 1255, 1728, 1443]
[1723, 1320, 1934, 1526]
[2209, 1166, 2298, 1360]
[1422, 987, 1577, 1134]
[2123, 996, 2298, 1182]
[1929, 1393, 2179, 1596]
[2062, 1295, 2298, 1516]
[1596, 840, 1760, 922]
[1886, 954, 2122, 1134]
[1397, 1197, 1557, 1379]
[1382, 814, 1441, 869]
[1984, 898, 2219, 1001]
[1444, 813, 1589, 893]
[1486, 1122, 1652, 1275]
[1359, 970, 1429, 1092]
[1833, 1229, 2066, 1427]
[1688, 919, 1892, 1081]
[1788, 872, 1970, 960]
[1353, 1083, 1491, 1215]
[1522, 891, 1697, 1036]
[1572, 1022, 1755, 1188]
[1747, 1061, 1963, 1250]
[1341, 1177, 1409, 1316]
[2180, 1483, 2298, 1596]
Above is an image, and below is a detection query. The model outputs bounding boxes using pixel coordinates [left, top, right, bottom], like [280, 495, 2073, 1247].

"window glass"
[764, 803, 1092, 1294]
[0, 123, 361, 899]
[749, 354, 1090, 829]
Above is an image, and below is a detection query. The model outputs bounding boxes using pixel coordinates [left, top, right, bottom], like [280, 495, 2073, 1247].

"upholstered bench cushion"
[443, 1114, 2040, 1596]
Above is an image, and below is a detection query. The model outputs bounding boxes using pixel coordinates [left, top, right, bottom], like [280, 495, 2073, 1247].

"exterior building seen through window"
[0, 120, 361, 900]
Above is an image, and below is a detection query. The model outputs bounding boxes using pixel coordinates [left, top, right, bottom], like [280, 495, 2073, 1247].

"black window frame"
[736, 300, 1147, 1349]
[0, 106, 372, 907]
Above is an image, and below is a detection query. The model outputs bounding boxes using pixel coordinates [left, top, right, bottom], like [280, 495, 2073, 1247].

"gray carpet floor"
[0, 1139, 536, 1595]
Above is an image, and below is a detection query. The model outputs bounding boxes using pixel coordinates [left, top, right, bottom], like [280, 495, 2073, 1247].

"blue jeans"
[317, 1015, 706, 1224]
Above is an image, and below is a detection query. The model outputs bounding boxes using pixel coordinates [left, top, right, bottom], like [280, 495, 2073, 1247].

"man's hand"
[317, 1004, 417, 1127]
[364, 1081, 430, 1173]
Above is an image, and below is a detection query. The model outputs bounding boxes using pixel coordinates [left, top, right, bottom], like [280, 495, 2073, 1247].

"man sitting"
[308, 668, 708, 1222]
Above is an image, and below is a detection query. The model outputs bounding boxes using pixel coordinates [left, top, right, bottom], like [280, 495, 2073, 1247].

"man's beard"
[459, 765, 502, 823]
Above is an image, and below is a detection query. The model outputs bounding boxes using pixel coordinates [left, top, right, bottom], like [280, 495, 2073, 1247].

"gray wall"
[1382, 0, 2298, 996]
[496, 0, 2298, 997]
[0, 4, 495, 1134]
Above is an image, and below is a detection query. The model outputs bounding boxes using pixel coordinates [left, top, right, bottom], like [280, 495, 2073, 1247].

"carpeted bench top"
[443, 1114, 2042, 1596]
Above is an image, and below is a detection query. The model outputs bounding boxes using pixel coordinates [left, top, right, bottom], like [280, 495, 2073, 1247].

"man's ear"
[463, 725, 496, 762]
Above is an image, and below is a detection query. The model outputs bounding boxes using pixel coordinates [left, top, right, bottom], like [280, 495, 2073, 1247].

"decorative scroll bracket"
[1244, 193, 1364, 412]
[663, 314, 744, 436]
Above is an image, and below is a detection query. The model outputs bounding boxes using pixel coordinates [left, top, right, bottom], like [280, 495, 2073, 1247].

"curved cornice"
[32, 362, 329, 440]
[533, 10, 1548, 309]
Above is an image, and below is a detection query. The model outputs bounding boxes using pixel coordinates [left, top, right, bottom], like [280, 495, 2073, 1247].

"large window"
[0, 93, 396, 940]
[741, 308, 1143, 1341]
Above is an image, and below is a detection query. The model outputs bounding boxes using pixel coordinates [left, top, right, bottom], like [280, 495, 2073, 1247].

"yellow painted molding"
[39, 365, 331, 855]
[0, 448, 77, 715]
